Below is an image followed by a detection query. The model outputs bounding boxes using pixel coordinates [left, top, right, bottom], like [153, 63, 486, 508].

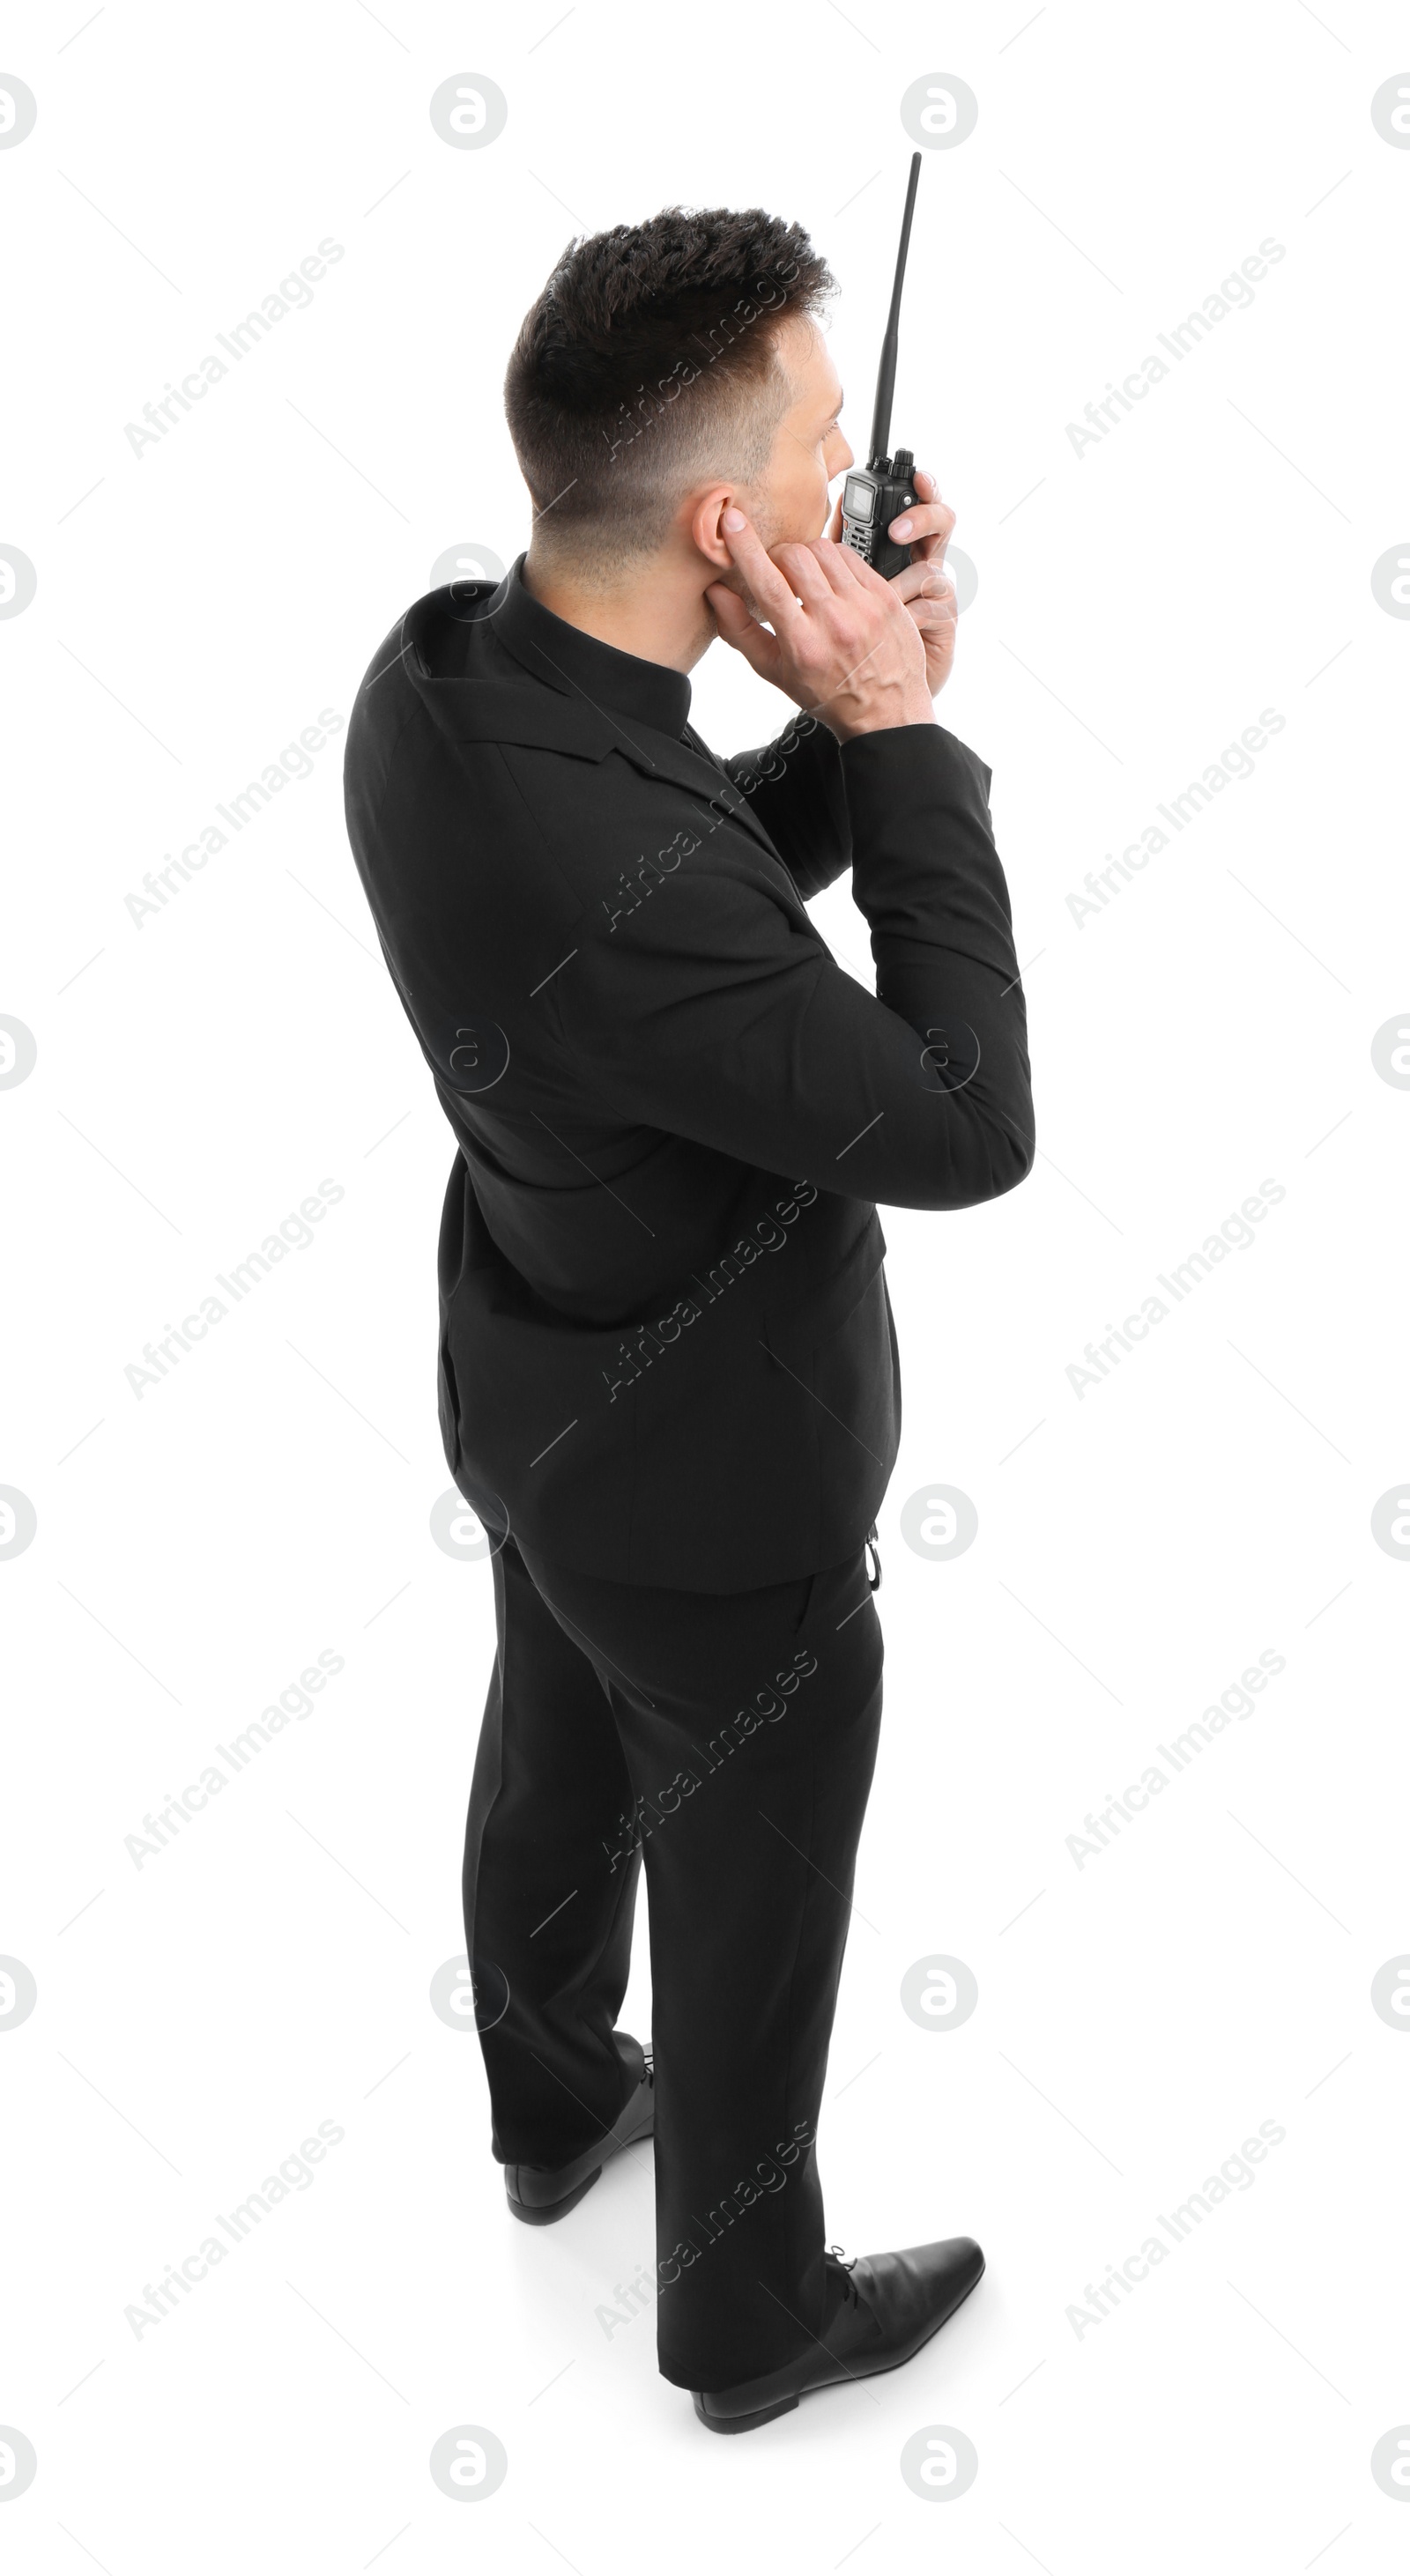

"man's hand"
[704, 508, 935, 744]
[825, 466, 958, 699]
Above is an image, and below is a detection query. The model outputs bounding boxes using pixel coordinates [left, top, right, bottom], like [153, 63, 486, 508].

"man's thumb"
[705, 583, 775, 670]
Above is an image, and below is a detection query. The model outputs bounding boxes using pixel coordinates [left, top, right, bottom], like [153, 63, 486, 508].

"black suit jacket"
[343, 554, 1034, 1589]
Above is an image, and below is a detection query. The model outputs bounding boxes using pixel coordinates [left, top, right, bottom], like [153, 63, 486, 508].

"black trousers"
[462, 1527, 885, 2392]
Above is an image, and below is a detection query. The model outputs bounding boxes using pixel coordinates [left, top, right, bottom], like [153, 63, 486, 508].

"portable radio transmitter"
[839, 152, 924, 582]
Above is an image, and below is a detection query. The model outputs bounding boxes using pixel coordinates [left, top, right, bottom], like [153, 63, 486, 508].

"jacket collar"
[408, 553, 790, 874]
[492, 551, 694, 742]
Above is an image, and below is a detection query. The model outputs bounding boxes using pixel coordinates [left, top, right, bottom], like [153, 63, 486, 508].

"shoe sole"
[691, 2255, 986, 2435]
[507, 2165, 605, 2225]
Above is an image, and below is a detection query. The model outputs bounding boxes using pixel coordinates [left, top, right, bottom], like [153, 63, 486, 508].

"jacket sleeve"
[549, 718, 1035, 1216]
[720, 710, 854, 901]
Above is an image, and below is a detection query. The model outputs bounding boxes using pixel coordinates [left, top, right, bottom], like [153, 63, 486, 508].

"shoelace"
[827, 2242, 861, 2307]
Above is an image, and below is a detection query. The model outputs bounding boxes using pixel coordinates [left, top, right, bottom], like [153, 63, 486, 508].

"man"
[343, 202, 1035, 2433]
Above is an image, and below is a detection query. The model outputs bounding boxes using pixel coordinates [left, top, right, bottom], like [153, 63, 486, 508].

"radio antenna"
[868, 152, 922, 469]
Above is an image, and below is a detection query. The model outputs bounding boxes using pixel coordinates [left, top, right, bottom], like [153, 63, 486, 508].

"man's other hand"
[824, 465, 958, 699]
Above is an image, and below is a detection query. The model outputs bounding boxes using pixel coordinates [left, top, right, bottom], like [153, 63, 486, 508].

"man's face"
[738, 312, 853, 553]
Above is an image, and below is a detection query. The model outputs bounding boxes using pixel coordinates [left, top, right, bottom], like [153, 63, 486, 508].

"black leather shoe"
[692, 2235, 984, 2433]
[503, 2036, 654, 2225]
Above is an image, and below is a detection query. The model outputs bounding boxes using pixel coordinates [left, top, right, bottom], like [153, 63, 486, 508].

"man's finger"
[704, 581, 783, 677]
[893, 521, 954, 568]
[887, 500, 953, 537]
[717, 508, 803, 633]
[704, 581, 754, 637]
[771, 538, 842, 611]
[804, 537, 857, 599]
[904, 592, 958, 633]
[887, 471, 955, 559]
[822, 534, 895, 600]
[887, 559, 954, 606]
[906, 602, 957, 640]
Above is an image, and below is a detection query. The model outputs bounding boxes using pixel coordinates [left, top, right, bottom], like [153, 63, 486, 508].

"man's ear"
[692, 487, 742, 575]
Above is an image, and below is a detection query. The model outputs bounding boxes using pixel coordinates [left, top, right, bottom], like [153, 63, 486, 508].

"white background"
[3, 0, 1408, 2565]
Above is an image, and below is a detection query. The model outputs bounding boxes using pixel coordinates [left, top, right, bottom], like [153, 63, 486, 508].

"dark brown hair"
[503, 204, 835, 568]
